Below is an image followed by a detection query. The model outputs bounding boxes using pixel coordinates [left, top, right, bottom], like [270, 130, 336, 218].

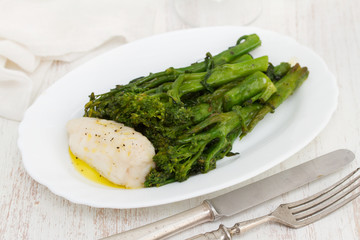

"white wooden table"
[1, 0, 360, 239]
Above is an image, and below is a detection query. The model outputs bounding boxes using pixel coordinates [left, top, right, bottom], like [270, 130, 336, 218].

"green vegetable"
[144, 64, 309, 187]
[266, 62, 291, 82]
[168, 56, 269, 103]
[129, 34, 261, 88]
[241, 63, 309, 138]
[83, 34, 309, 187]
[84, 56, 269, 136]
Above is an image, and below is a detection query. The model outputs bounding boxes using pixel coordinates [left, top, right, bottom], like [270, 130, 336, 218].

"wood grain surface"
[1, 0, 360, 239]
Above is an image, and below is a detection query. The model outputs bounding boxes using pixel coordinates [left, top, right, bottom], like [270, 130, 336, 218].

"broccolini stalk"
[85, 57, 269, 124]
[129, 34, 261, 88]
[144, 104, 263, 187]
[230, 53, 253, 63]
[145, 63, 309, 187]
[222, 71, 276, 111]
[190, 80, 243, 122]
[190, 71, 276, 122]
[274, 62, 291, 78]
[144, 70, 277, 186]
[85, 54, 267, 119]
[266, 62, 291, 82]
[241, 63, 309, 138]
[143, 53, 255, 95]
[178, 34, 261, 72]
[167, 56, 269, 103]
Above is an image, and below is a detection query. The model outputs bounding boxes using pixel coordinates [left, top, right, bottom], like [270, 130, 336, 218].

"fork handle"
[186, 224, 232, 240]
[186, 215, 273, 240]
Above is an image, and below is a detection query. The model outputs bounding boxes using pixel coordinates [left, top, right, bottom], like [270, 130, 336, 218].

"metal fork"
[187, 168, 360, 240]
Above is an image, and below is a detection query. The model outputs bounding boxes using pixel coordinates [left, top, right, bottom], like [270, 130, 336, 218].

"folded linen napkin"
[0, 0, 158, 121]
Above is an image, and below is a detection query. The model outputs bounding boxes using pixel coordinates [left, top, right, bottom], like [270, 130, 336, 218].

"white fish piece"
[66, 117, 155, 188]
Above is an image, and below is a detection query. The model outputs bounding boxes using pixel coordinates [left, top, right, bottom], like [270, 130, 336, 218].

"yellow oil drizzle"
[69, 149, 126, 189]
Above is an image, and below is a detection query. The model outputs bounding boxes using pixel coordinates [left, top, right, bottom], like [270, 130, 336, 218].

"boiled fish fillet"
[67, 117, 155, 188]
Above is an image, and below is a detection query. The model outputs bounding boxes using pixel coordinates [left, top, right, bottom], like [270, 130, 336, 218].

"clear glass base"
[173, 0, 263, 27]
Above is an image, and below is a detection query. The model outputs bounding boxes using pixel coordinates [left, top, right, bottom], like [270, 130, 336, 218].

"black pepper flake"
[114, 129, 118, 132]
[117, 147, 120, 149]
[132, 133, 135, 135]
[85, 133, 87, 135]
[95, 134, 98, 137]
[75, 157, 78, 159]
[123, 144, 126, 147]
[110, 137, 114, 141]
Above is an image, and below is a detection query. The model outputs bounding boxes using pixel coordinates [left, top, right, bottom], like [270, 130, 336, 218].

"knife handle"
[100, 201, 216, 240]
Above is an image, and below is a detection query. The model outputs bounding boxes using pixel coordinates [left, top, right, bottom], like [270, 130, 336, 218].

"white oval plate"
[18, 26, 337, 209]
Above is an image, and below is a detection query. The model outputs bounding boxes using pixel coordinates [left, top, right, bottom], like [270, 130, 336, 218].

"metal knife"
[100, 149, 355, 240]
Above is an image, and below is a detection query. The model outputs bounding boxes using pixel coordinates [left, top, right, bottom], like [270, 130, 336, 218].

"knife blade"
[100, 149, 355, 240]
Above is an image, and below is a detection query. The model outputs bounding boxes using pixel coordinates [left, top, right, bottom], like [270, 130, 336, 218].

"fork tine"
[294, 191, 360, 227]
[287, 168, 359, 209]
[294, 181, 360, 221]
[291, 174, 360, 214]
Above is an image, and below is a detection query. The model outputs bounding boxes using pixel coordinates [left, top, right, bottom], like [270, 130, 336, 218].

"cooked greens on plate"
[82, 33, 309, 187]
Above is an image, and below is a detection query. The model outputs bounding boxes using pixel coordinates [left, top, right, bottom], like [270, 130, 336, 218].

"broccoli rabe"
[84, 34, 309, 187]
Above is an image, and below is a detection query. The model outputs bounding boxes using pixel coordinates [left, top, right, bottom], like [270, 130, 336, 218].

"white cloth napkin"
[0, 0, 159, 121]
